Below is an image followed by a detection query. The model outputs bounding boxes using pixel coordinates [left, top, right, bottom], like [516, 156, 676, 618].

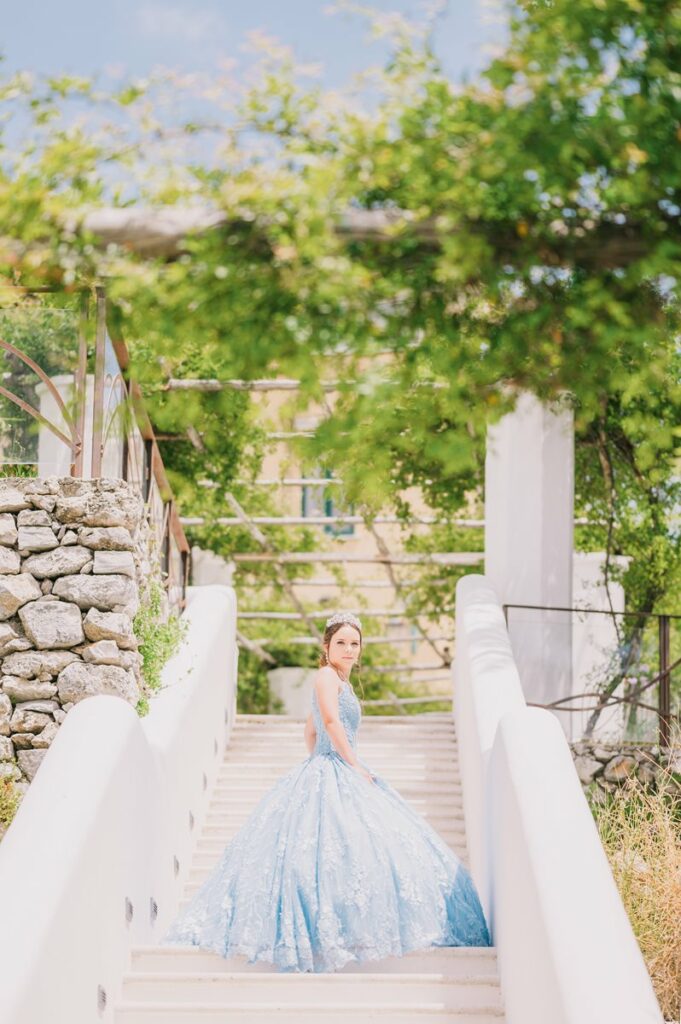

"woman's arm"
[304, 711, 317, 754]
[314, 669, 361, 768]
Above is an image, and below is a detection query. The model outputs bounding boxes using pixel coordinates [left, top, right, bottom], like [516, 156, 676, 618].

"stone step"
[202, 812, 466, 833]
[118, 970, 503, 1010]
[223, 746, 460, 757]
[213, 774, 464, 790]
[194, 830, 468, 851]
[186, 856, 468, 889]
[114, 1000, 504, 1023]
[190, 838, 467, 873]
[225, 749, 458, 765]
[232, 715, 456, 726]
[182, 851, 471, 896]
[186, 848, 470, 883]
[217, 761, 461, 775]
[207, 794, 465, 814]
[228, 735, 459, 746]
[228, 737, 458, 748]
[129, 945, 499, 977]
[196, 825, 468, 846]
[227, 738, 459, 749]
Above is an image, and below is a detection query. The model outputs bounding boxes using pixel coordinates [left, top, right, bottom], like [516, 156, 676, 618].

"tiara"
[325, 611, 362, 632]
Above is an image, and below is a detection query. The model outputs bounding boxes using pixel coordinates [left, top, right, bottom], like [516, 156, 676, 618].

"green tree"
[0, 0, 679, 633]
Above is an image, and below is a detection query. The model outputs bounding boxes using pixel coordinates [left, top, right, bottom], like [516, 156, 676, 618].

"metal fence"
[503, 603, 680, 749]
[0, 284, 190, 610]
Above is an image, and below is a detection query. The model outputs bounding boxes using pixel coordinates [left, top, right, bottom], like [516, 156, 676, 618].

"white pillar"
[484, 392, 574, 722]
[572, 552, 630, 742]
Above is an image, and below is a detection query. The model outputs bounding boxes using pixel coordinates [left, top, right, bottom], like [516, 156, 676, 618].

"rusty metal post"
[90, 285, 106, 477]
[72, 290, 89, 477]
[659, 614, 671, 749]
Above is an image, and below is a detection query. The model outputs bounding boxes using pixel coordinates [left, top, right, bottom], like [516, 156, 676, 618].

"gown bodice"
[311, 678, 361, 756]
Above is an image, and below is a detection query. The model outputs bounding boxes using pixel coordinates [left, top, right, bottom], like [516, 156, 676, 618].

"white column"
[572, 552, 630, 742]
[484, 391, 574, 723]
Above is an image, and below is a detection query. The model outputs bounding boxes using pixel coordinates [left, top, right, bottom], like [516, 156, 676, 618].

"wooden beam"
[161, 377, 446, 394]
[79, 205, 661, 269]
[180, 514, 484, 527]
[237, 610, 407, 620]
[232, 551, 483, 565]
[245, 634, 453, 645]
[279, 579, 408, 589]
[366, 664, 452, 674]
[364, 516, 451, 668]
[203, 478, 342, 487]
[161, 377, 344, 393]
[235, 629, 277, 665]
[78, 206, 432, 257]
[226, 492, 323, 641]
[267, 431, 316, 439]
[363, 695, 453, 707]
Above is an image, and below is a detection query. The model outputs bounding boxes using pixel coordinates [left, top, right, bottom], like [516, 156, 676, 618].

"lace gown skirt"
[161, 682, 491, 972]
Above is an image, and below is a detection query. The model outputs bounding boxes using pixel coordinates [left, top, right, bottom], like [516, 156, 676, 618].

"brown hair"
[319, 620, 364, 696]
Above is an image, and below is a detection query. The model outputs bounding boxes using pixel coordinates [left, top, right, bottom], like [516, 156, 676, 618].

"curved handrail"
[0, 336, 82, 453]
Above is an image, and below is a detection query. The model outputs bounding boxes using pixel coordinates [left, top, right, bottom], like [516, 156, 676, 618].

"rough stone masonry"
[0, 477, 150, 791]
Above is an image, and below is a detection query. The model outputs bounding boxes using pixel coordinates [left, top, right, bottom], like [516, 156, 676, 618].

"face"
[325, 624, 361, 674]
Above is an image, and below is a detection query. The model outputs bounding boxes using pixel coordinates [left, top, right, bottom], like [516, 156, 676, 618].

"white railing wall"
[454, 574, 663, 1024]
[0, 584, 238, 1024]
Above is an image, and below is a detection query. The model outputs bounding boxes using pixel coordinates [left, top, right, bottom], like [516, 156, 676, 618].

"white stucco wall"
[454, 574, 663, 1024]
[0, 584, 237, 1024]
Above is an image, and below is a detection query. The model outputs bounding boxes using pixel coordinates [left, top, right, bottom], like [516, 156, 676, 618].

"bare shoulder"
[314, 666, 342, 694]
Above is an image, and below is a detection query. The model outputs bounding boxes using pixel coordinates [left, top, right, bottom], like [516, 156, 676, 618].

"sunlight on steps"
[114, 714, 505, 1023]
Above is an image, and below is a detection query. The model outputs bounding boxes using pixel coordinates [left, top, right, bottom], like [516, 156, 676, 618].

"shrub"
[588, 733, 681, 1020]
[0, 777, 21, 838]
[133, 580, 188, 715]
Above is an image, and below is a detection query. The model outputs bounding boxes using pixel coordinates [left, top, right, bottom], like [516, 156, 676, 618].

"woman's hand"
[353, 764, 376, 784]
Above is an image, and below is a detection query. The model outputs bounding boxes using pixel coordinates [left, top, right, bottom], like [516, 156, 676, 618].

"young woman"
[162, 610, 491, 971]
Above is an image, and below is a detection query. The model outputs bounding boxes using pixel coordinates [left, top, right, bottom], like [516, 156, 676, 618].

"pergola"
[74, 204, 577, 715]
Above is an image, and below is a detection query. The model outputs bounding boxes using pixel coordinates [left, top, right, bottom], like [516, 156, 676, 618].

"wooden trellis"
[162, 372, 472, 680]
[225, 492, 323, 642]
[181, 514, 484, 527]
[230, 552, 483, 565]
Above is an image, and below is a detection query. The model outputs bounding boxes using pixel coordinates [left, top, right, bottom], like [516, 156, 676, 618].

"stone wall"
[569, 737, 681, 801]
[0, 477, 150, 793]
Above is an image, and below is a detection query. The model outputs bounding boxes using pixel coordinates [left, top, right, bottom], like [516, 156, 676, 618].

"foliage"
[573, 393, 681, 731]
[0, 298, 83, 464]
[235, 587, 436, 713]
[0, 0, 679, 626]
[133, 579, 188, 713]
[0, 777, 21, 837]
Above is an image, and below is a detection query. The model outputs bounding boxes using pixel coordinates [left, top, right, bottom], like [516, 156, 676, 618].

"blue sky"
[1, 1, 507, 87]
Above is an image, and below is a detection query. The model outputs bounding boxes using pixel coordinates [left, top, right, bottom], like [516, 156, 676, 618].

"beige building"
[221, 377, 479, 703]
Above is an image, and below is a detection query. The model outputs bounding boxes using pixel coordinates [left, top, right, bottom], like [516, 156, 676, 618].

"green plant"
[0, 777, 21, 837]
[0, 464, 36, 478]
[133, 580, 188, 715]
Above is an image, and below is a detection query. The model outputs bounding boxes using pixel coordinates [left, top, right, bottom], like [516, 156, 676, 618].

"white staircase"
[114, 713, 505, 1023]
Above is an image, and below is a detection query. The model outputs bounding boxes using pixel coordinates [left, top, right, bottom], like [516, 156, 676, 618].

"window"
[301, 467, 355, 537]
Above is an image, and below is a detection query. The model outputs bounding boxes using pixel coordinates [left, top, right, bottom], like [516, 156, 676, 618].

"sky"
[0, 0, 508, 89]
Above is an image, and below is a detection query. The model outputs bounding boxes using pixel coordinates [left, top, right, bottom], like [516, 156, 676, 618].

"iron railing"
[503, 603, 680, 749]
[0, 284, 190, 610]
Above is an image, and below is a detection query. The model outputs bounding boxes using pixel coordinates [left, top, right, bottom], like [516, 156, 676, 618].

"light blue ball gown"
[161, 675, 492, 972]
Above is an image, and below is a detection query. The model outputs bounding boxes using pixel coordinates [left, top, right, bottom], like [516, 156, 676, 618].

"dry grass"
[589, 726, 681, 1021]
